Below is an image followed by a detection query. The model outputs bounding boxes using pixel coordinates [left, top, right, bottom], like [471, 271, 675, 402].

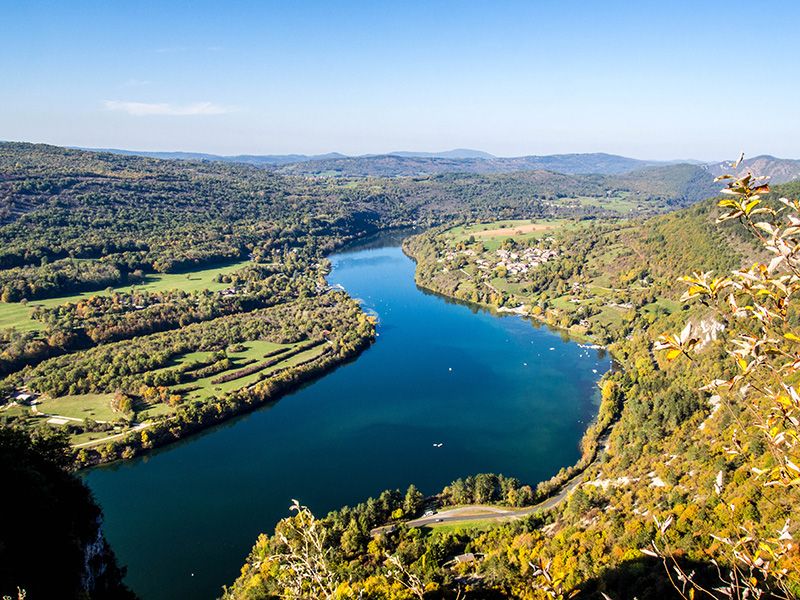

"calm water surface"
[85, 234, 610, 599]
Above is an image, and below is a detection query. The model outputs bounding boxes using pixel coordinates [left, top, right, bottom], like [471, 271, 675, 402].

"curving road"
[371, 469, 588, 536]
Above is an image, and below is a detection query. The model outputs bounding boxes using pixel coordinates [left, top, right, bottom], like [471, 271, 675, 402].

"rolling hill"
[274, 152, 663, 177]
[706, 154, 800, 184]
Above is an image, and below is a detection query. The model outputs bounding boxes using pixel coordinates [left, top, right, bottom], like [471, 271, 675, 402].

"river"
[84, 232, 610, 599]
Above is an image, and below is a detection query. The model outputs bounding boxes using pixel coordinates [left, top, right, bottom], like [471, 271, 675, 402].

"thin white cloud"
[104, 100, 230, 116]
[155, 46, 187, 53]
[121, 79, 152, 87]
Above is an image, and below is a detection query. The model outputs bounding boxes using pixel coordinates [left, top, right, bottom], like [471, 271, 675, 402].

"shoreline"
[74, 301, 376, 470]
[400, 232, 621, 506]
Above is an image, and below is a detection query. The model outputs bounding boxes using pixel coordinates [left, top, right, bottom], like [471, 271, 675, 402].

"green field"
[37, 393, 118, 422]
[0, 301, 45, 331]
[642, 298, 681, 316]
[178, 340, 328, 402]
[445, 218, 577, 251]
[567, 193, 642, 214]
[0, 258, 251, 331]
[31, 338, 330, 445]
[548, 296, 577, 311]
[36, 392, 176, 423]
[595, 305, 631, 328]
[425, 518, 500, 533]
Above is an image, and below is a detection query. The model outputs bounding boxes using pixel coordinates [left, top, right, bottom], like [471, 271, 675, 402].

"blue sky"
[2, 0, 799, 159]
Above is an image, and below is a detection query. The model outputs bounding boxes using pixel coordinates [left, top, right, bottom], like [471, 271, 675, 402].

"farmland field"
[0, 258, 251, 331]
[21, 337, 333, 447]
[444, 218, 578, 250]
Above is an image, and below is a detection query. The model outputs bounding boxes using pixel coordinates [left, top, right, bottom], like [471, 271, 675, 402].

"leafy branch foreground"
[655, 155, 800, 599]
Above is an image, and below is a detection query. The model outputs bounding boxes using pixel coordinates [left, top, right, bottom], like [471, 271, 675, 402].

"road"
[72, 422, 151, 449]
[371, 470, 587, 535]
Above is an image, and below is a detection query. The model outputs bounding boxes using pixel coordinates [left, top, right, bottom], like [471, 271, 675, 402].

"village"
[439, 243, 559, 277]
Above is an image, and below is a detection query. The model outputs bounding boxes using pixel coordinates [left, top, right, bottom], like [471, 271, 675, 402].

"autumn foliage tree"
[654, 154, 800, 598]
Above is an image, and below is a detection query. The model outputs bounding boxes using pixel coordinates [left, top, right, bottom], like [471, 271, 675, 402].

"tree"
[340, 519, 367, 556]
[260, 501, 341, 599]
[653, 156, 799, 599]
[403, 484, 423, 517]
[565, 488, 590, 517]
[0, 427, 136, 599]
[111, 390, 133, 414]
[474, 473, 499, 503]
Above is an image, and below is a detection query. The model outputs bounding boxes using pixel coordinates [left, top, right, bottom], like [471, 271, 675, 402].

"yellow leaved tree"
[653, 154, 799, 599]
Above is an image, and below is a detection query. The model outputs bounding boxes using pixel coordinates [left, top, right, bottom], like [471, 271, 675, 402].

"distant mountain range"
[706, 155, 800, 185]
[81, 147, 673, 175]
[275, 152, 673, 177]
[387, 149, 496, 159]
[78, 146, 800, 185]
[76, 148, 348, 166]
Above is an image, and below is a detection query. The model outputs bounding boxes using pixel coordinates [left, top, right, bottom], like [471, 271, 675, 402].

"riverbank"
[7, 293, 377, 469]
[77, 328, 375, 468]
[400, 232, 623, 504]
[401, 234, 602, 345]
[371, 463, 593, 535]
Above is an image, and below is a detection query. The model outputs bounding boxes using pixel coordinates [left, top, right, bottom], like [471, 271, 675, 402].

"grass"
[141, 403, 174, 419]
[595, 305, 630, 328]
[567, 193, 642, 214]
[39, 392, 169, 423]
[642, 298, 682, 316]
[262, 343, 327, 373]
[30, 337, 323, 445]
[549, 296, 577, 312]
[35, 339, 319, 437]
[37, 393, 118, 422]
[182, 340, 325, 402]
[0, 258, 251, 331]
[0, 301, 45, 332]
[70, 430, 115, 445]
[0, 403, 31, 418]
[445, 219, 577, 251]
[230, 340, 288, 360]
[425, 518, 500, 533]
[147, 350, 217, 377]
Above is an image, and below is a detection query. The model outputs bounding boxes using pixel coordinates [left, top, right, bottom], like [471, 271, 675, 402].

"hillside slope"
[706, 155, 800, 184]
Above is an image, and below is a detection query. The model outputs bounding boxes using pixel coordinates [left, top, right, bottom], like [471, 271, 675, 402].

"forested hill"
[706, 154, 800, 184]
[0, 142, 713, 248]
[67, 145, 800, 189]
[273, 152, 688, 178]
[77, 148, 665, 175]
[0, 141, 724, 355]
[77, 147, 348, 166]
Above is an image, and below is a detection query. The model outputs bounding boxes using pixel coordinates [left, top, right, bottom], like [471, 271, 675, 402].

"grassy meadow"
[444, 218, 578, 251]
[0, 258, 251, 331]
[23, 336, 332, 447]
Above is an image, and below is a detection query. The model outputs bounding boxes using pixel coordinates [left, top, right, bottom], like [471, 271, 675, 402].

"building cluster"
[489, 247, 558, 274]
[440, 246, 559, 276]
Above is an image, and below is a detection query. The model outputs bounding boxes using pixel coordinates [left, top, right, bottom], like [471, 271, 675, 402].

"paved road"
[72, 422, 151, 449]
[371, 470, 588, 535]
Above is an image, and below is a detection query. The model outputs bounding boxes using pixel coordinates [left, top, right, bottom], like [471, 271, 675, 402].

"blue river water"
[85, 233, 610, 599]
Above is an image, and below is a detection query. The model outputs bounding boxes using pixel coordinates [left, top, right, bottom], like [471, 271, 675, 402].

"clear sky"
[3, 0, 799, 159]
